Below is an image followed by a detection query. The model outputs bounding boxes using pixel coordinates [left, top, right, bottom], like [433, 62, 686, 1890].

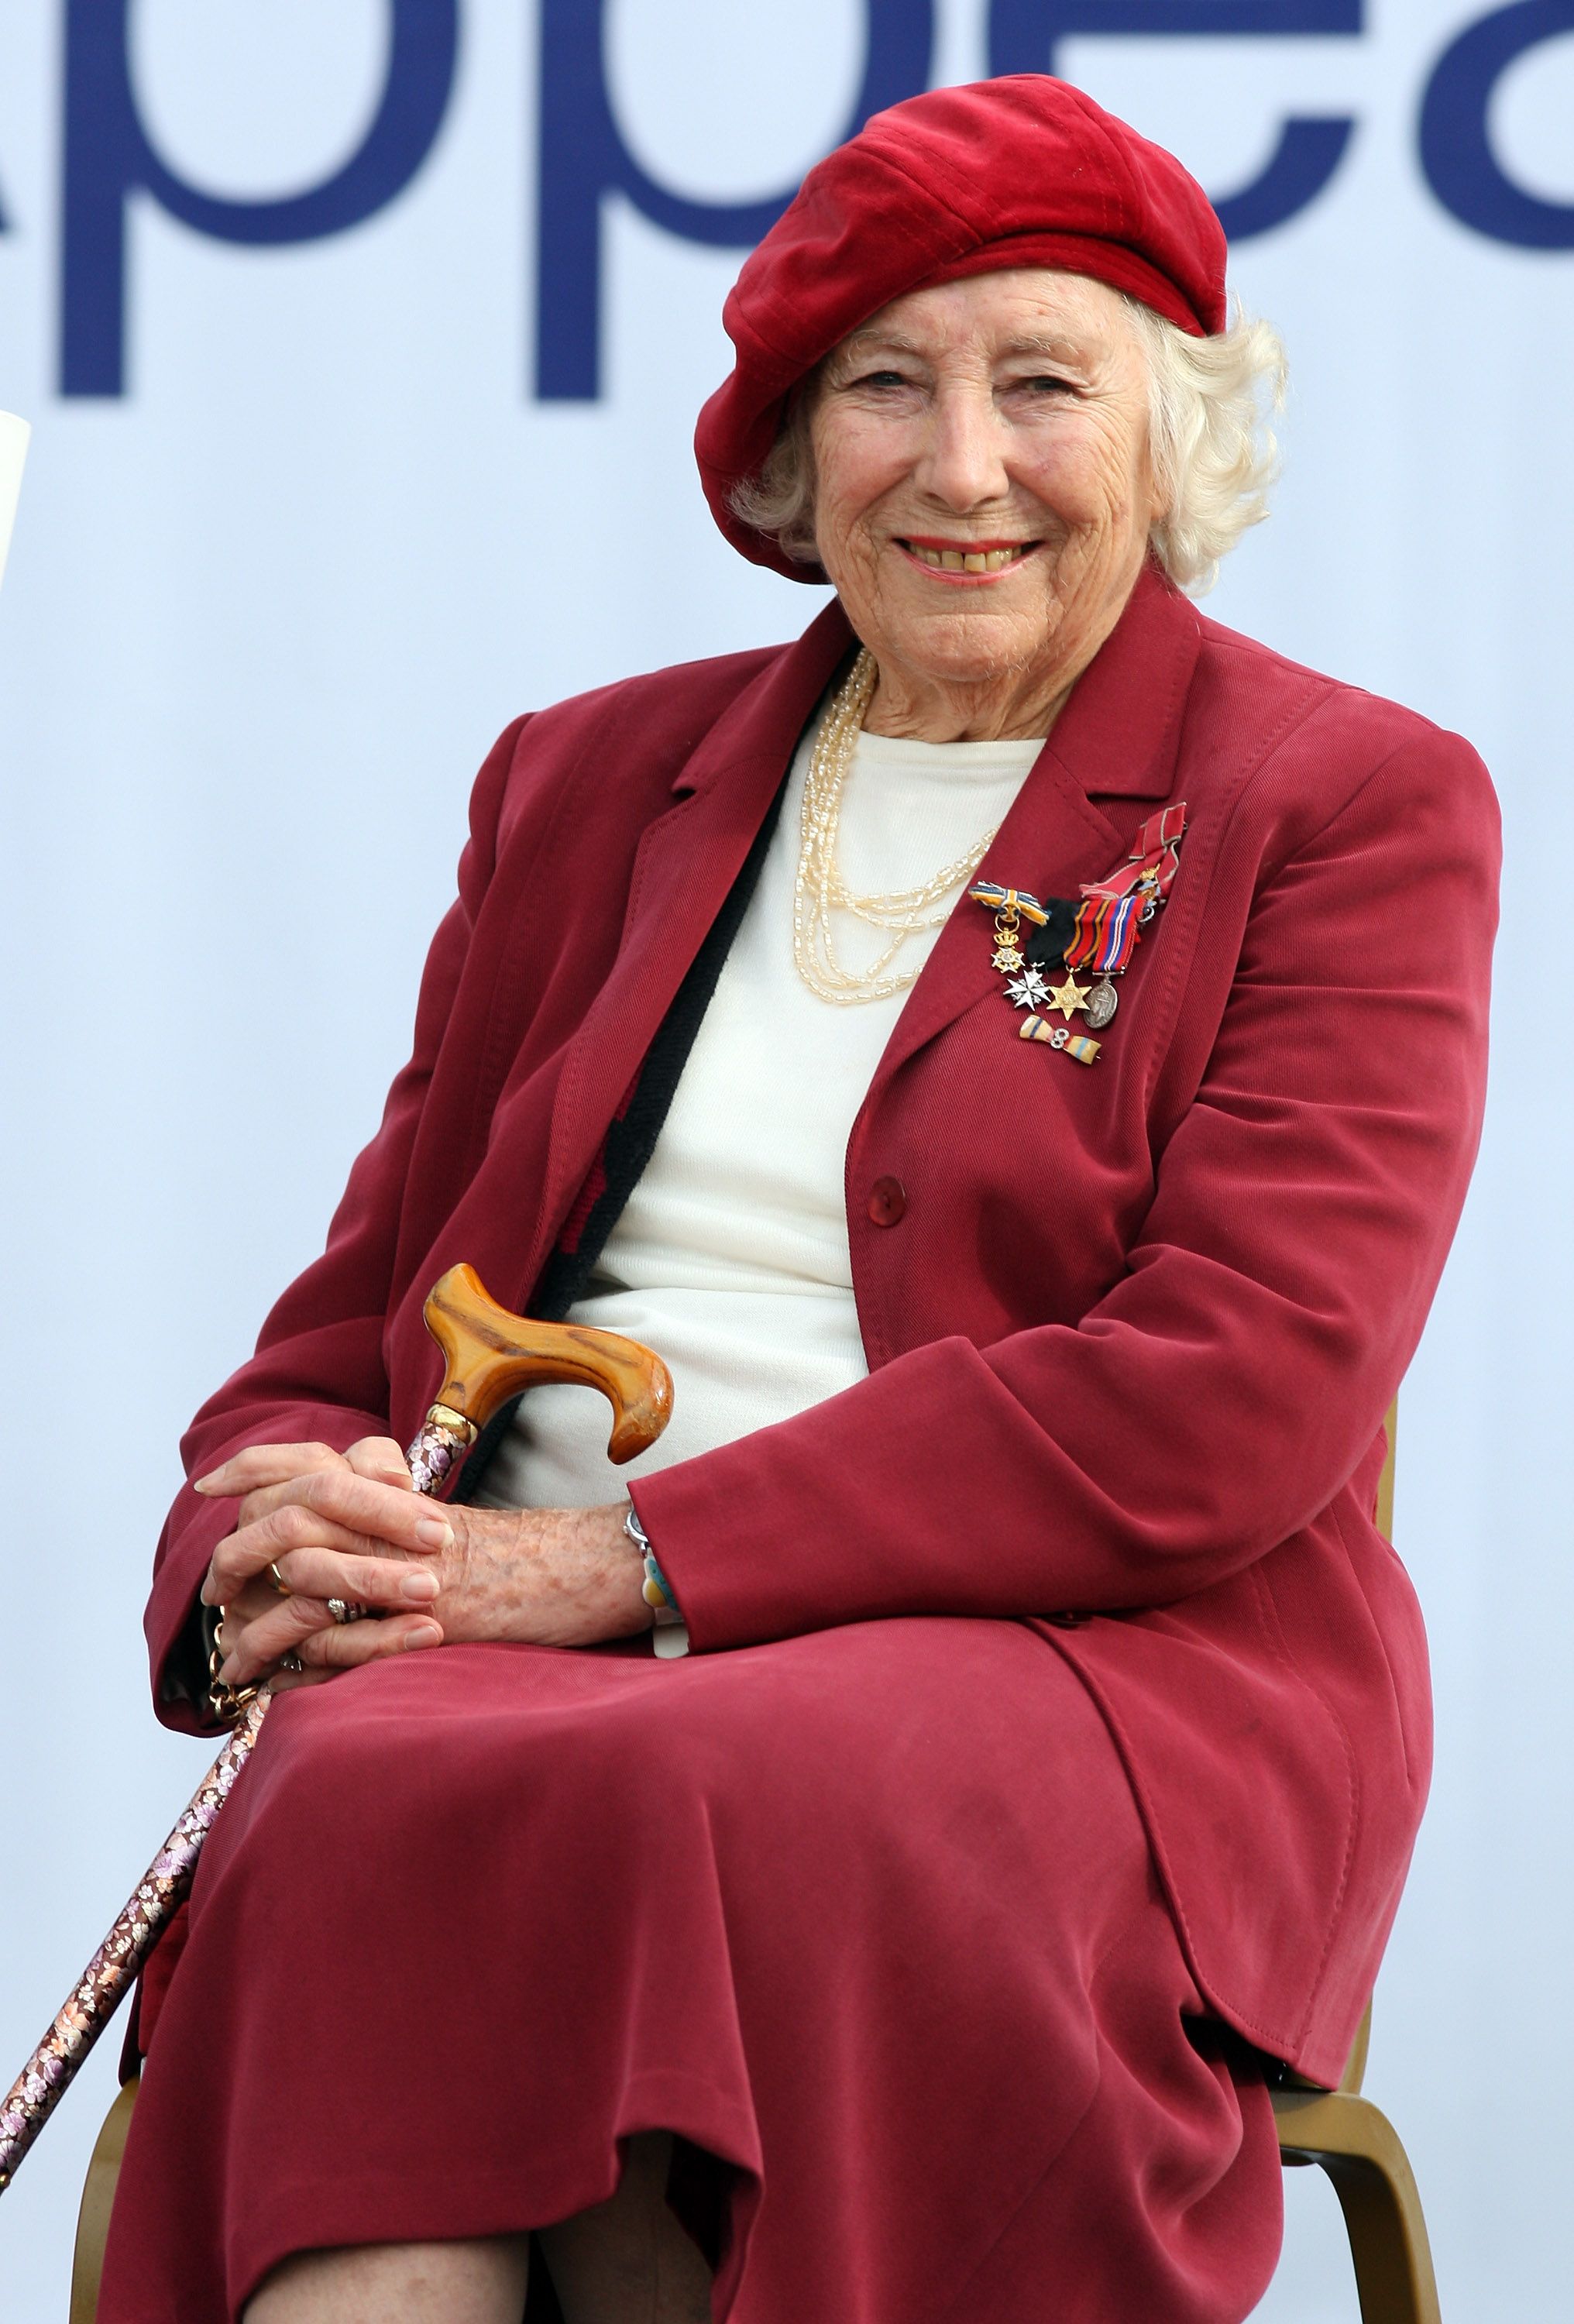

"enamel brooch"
[968, 804, 1188, 1067]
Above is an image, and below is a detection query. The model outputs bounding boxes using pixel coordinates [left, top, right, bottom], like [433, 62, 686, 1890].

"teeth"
[906, 543, 1029, 572]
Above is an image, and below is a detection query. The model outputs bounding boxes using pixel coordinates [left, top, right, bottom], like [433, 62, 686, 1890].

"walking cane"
[0, 1263, 673, 2191]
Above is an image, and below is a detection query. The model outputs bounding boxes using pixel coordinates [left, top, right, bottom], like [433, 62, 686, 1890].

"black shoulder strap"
[454, 773, 789, 1501]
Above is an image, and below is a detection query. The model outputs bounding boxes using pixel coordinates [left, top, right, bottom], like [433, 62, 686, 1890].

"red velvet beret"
[696, 75, 1228, 581]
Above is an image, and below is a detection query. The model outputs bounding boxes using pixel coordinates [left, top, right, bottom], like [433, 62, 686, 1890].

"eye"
[1016, 373, 1075, 397]
[853, 369, 912, 390]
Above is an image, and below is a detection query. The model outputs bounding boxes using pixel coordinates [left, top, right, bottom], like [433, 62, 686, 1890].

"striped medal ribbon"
[967, 803, 1189, 1057]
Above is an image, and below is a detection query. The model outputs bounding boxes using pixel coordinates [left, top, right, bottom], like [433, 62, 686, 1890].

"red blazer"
[148, 566, 1498, 2085]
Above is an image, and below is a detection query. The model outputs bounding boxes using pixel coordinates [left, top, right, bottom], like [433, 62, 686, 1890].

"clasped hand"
[198, 1436, 651, 1693]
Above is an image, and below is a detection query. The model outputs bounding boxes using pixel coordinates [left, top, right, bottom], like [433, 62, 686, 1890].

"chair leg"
[69, 2076, 139, 2324]
[1273, 2089, 1441, 2324]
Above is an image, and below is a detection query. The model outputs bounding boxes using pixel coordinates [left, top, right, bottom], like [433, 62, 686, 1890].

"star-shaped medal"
[1005, 968, 1050, 1010]
[1046, 973, 1091, 1021]
[991, 943, 1026, 974]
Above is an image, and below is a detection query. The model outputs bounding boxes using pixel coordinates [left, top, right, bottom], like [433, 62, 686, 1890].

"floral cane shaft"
[406, 1414, 475, 1497]
[0, 1401, 472, 2195]
[0, 1693, 271, 2188]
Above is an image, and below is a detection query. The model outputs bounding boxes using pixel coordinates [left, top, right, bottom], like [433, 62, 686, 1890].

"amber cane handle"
[404, 1263, 674, 1494]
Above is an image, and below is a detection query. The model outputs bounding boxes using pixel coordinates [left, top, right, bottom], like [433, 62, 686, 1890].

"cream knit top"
[475, 712, 1042, 1517]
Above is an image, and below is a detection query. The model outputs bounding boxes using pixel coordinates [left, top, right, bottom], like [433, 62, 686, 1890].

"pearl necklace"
[792, 651, 1005, 1006]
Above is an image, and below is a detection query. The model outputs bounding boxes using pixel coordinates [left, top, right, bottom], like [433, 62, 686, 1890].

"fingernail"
[401, 1570, 439, 1602]
[219, 1657, 238, 1683]
[403, 1622, 441, 1649]
[193, 1475, 218, 1495]
[415, 1518, 454, 1549]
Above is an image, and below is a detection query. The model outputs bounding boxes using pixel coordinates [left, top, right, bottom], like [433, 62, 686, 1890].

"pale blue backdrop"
[2, 4, 1570, 2316]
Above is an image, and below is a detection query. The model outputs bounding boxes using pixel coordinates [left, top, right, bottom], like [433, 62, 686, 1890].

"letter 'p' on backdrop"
[0, 5, 1569, 2313]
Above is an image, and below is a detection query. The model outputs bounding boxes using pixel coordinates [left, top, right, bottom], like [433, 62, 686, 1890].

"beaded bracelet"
[624, 1505, 683, 1627]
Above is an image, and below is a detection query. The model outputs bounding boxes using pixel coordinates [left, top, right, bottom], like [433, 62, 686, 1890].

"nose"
[914, 380, 1012, 513]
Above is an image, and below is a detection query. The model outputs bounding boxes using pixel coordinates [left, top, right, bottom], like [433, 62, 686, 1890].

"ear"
[1138, 421, 1169, 528]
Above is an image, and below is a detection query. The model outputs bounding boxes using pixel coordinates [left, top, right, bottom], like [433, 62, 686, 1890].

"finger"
[220, 1575, 287, 1626]
[194, 1442, 347, 1497]
[201, 1497, 452, 1604]
[219, 1595, 336, 1684]
[222, 1591, 444, 1685]
[204, 1509, 396, 1606]
[266, 1662, 333, 1693]
[345, 1437, 414, 1490]
[266, 1545, 442, 1614]
[296, 1615, 443, 1670]
[230, 1470, 454, 1556]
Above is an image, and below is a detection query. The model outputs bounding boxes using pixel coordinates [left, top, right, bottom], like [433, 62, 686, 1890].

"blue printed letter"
[1421, 0, 1574, 248]
[61, 0, 459, 396]
[535, 0, 935, 401]
[988, 2, 1363, 240]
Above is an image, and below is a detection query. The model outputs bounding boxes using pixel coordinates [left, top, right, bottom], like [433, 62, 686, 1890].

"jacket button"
[867, 1175, 906, 1226]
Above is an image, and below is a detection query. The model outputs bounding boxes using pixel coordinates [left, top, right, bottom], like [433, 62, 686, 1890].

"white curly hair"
[730, 294, 1287, 598]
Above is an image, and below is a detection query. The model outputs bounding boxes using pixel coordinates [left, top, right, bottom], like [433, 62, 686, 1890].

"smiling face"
[808, 269, 1163, 741]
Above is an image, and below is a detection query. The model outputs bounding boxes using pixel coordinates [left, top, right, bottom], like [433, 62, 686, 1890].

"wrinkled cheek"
[1040, 526, 1103, 602]
[1027, 431, 1139, 537]
[822, 522, 889, 612]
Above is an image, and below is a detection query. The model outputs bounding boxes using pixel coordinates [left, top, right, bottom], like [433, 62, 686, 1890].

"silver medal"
[1085, 976, 1119, 1031]
[1005, 967, 1051, 1011]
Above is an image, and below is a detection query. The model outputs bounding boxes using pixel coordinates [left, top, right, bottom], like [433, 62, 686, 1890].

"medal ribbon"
[967, 882, 1053, 926]
[1078, 803, 1187, 907]
[968, 803, 1188, 981]
[1064, 892, 1141, 974]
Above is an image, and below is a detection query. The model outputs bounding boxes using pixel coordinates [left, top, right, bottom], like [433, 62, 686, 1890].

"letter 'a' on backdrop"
[46, 0, 1574, 402]
[0, 414, 28, 591]
[59, 0, 460, 396]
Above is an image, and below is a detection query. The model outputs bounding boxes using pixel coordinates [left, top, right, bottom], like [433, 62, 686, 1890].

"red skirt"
[100, 1619, 1282, 2322]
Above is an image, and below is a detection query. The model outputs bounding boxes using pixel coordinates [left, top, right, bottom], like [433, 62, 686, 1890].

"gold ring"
[267, 1559, 292, 1597]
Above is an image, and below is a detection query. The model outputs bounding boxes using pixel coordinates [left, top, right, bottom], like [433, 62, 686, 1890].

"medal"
[988, 889, 1027, 974]
[1086, 978, 1118, 1031]
[968, 804, 1189, 1066]
[1079, 802, 1187, 917]
[1005, 968, 1052, 1009]
[1045, 972, 1091, 1021]
[1020, 1016, 1100, 1065]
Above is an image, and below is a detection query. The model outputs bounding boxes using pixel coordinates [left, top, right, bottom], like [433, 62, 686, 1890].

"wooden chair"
[1267, 1400, 1442, 2323]
[72, 1416, 1437, 2321]
[69, 2076, 137, 2324]
[1272, 1999, 1441, 2324]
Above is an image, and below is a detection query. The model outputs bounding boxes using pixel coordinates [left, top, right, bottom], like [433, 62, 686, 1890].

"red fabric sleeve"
[634, 729, 1500, 1647]
[145, 719, 528, 1727]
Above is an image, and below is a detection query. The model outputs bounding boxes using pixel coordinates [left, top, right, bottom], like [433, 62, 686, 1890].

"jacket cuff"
[624, 1366, 922, 1652]
[146, 1404, 394, 1731]
[147, 1489, 243, 1733]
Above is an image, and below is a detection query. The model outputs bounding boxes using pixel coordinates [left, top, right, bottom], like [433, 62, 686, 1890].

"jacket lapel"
[868, 566, 1202, 1092]
[527, 602, 857, 1282]
[522, 568, 1201, 1294]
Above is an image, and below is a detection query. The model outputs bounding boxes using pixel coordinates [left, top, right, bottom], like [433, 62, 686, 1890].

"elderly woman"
[100, 73, 1497, 2324]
